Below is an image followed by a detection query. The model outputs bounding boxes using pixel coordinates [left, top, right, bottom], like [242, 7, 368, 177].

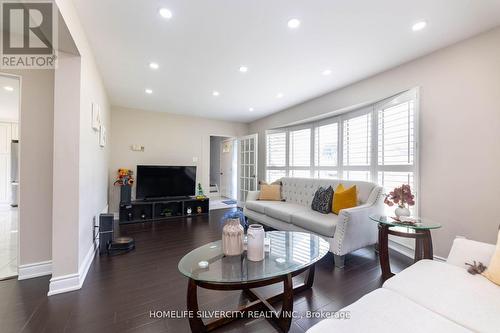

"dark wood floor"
[0, 208, 412, 333]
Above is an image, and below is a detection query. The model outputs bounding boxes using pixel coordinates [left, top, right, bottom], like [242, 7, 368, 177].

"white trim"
[47, 273, 80, 296]
[18, 260, 52, 280]
[48, 237, 99, 296]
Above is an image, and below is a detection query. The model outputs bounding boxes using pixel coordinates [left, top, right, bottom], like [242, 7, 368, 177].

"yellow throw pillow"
[332, 184, 357, 214]
[259, 184, 281, 201]
[483, 229, 500, 285]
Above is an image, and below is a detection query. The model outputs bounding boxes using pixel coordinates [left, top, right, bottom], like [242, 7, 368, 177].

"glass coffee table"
[369, 214, 442, 281]
[178, 231, 329, 332]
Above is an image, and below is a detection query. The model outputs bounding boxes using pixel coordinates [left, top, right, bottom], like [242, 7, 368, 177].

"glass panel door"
[237, 134, 258, 206]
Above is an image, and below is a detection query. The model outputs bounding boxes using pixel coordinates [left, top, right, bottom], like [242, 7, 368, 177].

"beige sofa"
[243, 177, 384, 267]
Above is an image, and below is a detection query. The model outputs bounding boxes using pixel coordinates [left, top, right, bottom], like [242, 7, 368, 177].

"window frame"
[264, 88, 420, 214]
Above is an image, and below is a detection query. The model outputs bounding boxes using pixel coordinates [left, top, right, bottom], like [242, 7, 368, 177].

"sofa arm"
[446, 237, 495, 269]
[246, 190, 260, 202]
[332, 186, 384, 256]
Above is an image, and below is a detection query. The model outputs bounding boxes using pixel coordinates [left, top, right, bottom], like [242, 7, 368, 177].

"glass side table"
[369, 214, 442, 281]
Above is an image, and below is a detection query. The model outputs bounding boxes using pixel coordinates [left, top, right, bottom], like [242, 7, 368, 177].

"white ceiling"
[0, 76, 19, 121]
[72, 0, 500, 123]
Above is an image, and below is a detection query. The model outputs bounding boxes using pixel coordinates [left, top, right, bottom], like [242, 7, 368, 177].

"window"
[343, 113, 371, 167]
[264, 89, 418, 211]
[376, 92, 418, 213]
[289, 128, 311, 167]
[266, 132, 286, 167]
[315, 123, 338, 167]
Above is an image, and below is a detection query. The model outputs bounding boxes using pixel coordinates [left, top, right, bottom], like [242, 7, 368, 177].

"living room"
[1, 0, 500, 332]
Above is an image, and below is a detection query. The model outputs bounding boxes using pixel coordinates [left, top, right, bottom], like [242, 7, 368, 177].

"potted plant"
[384, 184, 415, 218]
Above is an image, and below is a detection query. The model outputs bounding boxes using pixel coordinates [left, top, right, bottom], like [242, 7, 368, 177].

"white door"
[237, 134, 258, 206]
[0, 123, 12, 203]
[219, 138, 235, 199]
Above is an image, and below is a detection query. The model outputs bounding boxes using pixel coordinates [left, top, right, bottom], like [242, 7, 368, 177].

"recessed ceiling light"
[149, 62, 159, 70]
[159, 8, 173, 19]
[3, 86, 13, 92]
[212, 91, 220, 97]
[249, 107, 254, 112]
[287, 18, 301, 29]
[322, 69, 332, 76]
[412, 21, 427, 32]
[239, 66, 248, 73]
[145, 89, 153, 94]
[276, 93, 284, 99]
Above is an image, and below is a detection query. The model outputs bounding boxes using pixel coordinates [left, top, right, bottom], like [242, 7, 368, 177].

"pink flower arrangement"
[384, 184, 415, 208]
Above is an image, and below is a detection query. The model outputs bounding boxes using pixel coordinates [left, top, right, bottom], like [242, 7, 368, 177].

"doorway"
[0, 74, 20, 280]
[209, 136, 237, 210]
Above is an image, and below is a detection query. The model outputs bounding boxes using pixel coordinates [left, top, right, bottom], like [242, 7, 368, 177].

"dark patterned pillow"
[311, 186, 334, 214]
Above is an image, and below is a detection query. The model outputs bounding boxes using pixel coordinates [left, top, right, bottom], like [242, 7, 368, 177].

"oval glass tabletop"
[178, 231, 329, 284]
[369, 214, 442, 230]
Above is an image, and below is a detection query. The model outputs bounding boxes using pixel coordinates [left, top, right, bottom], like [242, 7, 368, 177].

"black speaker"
[99, 213, 114, 255]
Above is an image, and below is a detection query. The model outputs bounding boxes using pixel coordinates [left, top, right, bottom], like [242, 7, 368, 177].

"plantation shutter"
[343, 113, 371, 167]
[266, 132, 286, 167]
[289, 128, 311, 167]
[378, 100, 415, 166]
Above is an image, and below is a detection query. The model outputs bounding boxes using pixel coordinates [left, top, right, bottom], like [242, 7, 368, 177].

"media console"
[119, 197, 209, 224]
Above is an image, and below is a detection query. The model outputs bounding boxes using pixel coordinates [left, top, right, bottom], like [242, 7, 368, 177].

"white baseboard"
[48, 235, 99, 296]
[388, 239, 446, 262]
[18, 260, 52, 280]
[48, 203, 108, 296]
[47, 273, 80, 295]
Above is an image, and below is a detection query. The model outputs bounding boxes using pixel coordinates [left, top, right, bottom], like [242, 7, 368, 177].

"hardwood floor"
[0, 208, 412, 333]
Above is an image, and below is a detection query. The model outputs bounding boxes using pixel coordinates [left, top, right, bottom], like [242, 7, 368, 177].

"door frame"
[208, 134, 235, 198]
[0, 72, 21, 279]
[237, 133, 258, 207]
[219, 137, 236, 199]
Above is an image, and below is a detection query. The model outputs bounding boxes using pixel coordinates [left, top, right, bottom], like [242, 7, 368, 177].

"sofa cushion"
[306, 288, 471, 333]
[245, 201, 282, 214]
[291, 210, 338, 237]
[484, 228, 500, 285]
[311, 186, 334, 214]
[383, 260, 500, 333]
[264, 203, 306, 223]
[332, 184, 357, 214]
[259, 184, 282, 201]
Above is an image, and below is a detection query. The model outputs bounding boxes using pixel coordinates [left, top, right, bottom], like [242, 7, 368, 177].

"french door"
[237, 134, 258, 206]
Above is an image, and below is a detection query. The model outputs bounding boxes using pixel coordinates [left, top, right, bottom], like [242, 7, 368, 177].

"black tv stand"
[119, 196, 209, 224]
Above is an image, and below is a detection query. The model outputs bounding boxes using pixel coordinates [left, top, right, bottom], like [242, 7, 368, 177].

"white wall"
[109, 107, 247, 213]
[249, 26, 500, 257]
[49, 0, 110, 294]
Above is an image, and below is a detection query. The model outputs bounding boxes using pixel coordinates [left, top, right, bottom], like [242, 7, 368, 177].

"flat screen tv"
[136, 165, 196, 199]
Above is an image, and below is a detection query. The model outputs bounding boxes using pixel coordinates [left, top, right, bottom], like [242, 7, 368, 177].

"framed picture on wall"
[91, 102, 101, 130]
[99, 125, 106, 147]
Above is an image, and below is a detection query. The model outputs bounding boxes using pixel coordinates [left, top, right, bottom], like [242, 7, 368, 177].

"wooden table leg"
[414, 236, 423, 263]
[304, 264, 315, 289]
[187, 278, 207, 333]
[275, 273, 293, 332]
[422, 230, 433, 260]
[378, 223, 394, 280]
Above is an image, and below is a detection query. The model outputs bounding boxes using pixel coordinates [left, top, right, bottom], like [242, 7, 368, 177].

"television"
[136, 165, 196, 199]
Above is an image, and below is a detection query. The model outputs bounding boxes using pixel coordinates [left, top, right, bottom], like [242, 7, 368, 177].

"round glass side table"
[369, 214, 442, 281]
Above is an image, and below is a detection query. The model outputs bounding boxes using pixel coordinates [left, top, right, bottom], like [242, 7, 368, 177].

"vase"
[247, 224, 265, 262]
[222, 218, 244, 256]
[395, 205, 411, 218]
[120, 185, 131, 205]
